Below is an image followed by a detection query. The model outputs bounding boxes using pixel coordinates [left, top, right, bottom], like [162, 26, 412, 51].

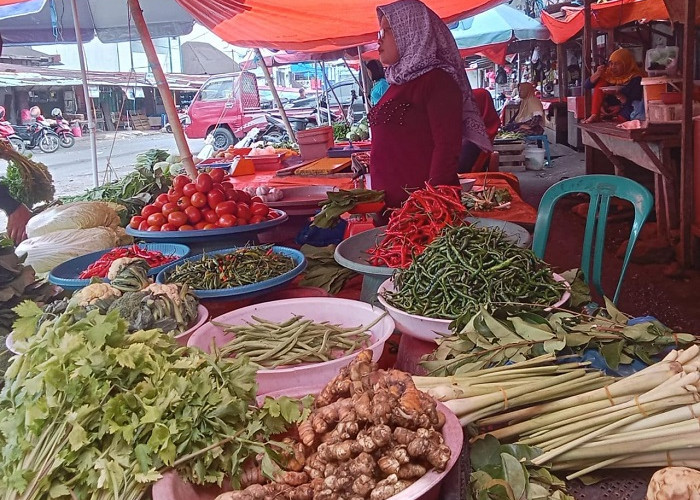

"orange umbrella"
[174, 0, 506, 51]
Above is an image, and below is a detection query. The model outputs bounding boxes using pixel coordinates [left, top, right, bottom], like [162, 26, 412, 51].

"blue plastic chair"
[532, 175, 654, 304]
[524, 134, 551, 166]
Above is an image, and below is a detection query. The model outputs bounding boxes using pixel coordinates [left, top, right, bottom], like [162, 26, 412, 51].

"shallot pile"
[218, 351, 451, 500]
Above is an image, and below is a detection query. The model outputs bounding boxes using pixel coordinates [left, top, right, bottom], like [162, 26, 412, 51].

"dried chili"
[79, 245, 178, 279]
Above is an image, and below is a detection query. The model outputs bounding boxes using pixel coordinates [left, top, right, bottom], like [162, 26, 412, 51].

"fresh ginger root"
[226, 350, 449, 499]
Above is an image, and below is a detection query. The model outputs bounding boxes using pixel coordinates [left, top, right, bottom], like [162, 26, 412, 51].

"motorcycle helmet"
[30, 106, 41, 118]
[51, 108, 62, 117]
[0, 106, 5, 121]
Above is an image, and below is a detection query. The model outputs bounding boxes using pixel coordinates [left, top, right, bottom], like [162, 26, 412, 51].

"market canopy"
[541, 0, 670, 44]
[0, 0, 194, 44]
[173, 0, 506, 51]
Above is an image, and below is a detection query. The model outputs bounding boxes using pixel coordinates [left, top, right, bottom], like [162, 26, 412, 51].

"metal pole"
[70, 0, 99, 188]
[583, 0, 592, 117]
[356, 47, 371, 116]
[320, 62, 345, 122]
[127, 0, 196, 178]
[314, 62, 321, 125]
[321, 62, 332, 125]
[255, 48, 296, 141]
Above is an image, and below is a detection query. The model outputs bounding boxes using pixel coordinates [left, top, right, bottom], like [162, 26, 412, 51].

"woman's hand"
[7, 204, 31, 244]
[591, 64, 606, 83]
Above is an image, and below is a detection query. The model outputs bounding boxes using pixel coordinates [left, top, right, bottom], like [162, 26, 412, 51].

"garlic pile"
[242, 186, 284, 203]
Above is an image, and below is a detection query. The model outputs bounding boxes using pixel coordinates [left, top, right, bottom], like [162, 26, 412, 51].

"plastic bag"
[26, 202, 122, 239]
[16, 227, 124, 274]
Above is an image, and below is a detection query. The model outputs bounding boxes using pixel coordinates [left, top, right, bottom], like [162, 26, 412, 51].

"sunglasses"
[377, 27, 392, 40]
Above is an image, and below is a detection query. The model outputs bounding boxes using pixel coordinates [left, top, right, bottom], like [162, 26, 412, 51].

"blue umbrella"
[451, 4, 549, 49]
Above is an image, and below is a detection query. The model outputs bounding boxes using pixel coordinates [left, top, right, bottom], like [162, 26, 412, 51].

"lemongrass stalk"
[528, 428, 593, 451]
[591, 419, 700, 445]
[445, 370, 587, 418]
[464, 375, 608, 426]
[601, 449, 700, 467]
[530, 394, 699, 457]
[614, 401, 700, 433]
[551, 433, 700, 464]
[483, 364, 682, 427]
[564, 455, 632, 480]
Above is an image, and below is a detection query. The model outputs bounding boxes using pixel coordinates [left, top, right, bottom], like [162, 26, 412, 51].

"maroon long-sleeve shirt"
[368, 68, 462, 209]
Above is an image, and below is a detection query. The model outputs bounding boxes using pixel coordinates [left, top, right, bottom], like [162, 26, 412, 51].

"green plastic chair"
[532, 174, 654, 304]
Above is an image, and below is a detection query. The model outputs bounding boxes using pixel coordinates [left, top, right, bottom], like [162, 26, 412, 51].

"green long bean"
[213, 314, 386, 368]
[384, 225, 565, 321]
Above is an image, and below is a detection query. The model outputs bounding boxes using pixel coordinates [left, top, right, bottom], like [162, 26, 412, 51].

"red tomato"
[235, 217, 248, 226]
[222, 175, 232, 182]
[267, 210, 280, 219]
[250, 196, 264, 204]
[168, 211, 188, 228]
[211, 183, 224, 194]
[179, 224, 195, 231]
[147, 213, 167, 227]
[207, 189, 226, 210]
[217, 214, 237, 227]
[215, 201, 237, 217]
[209, 168, 225, 183]
[155, 193, 170, 205]
[161, 202, 179, 217]
[237, 190, 252, 204]
[138, 220, 150, 231]
[196, 172, 213, 193]
[194, 221, 207, 230]
[173, 174, 190, 191]
[167, 189, 182, 203]
[161, 223, 177, 232]
[202, 209, 219, 224]
[129, 215, 144, 229]
[224, 189, 239, 202]
[191, 191, 208, 208]
[183, 183, 198, 197]
[249, 214, 266, 225]
[203, 223, 218, 230]
[237, 203, 251, 221]
[251, 202, 269, 218]
[184, 206, 202, 224]
[141, 205, 160, 218]
[147, 225, 161, 231]
[177, 196, 191, 210]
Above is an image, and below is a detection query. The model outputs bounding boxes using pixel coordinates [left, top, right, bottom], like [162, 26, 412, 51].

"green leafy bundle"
[62, 149, 172, 224]
[0, 302, 309, 500]
[423, 299, 697, 376]
[299, 244, 357, 294]
[469, 435, 573, 500]
[0, 146, 55, 208]
[312, 189, 384, 229]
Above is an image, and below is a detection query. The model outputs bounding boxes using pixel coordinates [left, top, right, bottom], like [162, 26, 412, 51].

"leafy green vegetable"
[0, 152, 55, 208]
[424, 303, 697, 375]
[312, 189, 384, 229]
[468, 435, 574, 500]
[0, 301, 309, 499]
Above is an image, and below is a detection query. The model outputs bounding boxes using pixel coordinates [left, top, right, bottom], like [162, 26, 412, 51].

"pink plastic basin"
[152, 386, 463, 500]
[187, 298, 395, 395]
[173, 305, 209, 346]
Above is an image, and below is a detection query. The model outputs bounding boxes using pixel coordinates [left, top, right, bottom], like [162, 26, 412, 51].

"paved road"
[0, 131, 205, 231]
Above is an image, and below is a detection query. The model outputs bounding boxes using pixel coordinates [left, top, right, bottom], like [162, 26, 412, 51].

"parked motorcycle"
[0, 106, 25, 154]
[49, 108, 75, 148]
[13, 121, 60, 154]
[165, 108, 190, 133]
[260, 113, 309, 143]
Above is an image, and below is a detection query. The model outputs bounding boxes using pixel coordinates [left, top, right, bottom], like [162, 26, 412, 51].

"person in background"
[365, 59, 390, 105]
[458, 88, 500, 173]
[0, 183, 31, 244]
[20, 108, 31, 125]
[298, 88, 306, 100]
[503, 82, 544, 135]
[582, 48, 644, 124]
[369, 0, 490, 212]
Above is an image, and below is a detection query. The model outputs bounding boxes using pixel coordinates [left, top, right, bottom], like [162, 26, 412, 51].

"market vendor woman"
[582, 48, 644, 124]
[369, 0, 490, 211]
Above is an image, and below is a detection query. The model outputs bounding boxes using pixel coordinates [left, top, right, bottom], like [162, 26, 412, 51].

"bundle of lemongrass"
[470, 345, 700, 480]
[413, 354, 617, 427]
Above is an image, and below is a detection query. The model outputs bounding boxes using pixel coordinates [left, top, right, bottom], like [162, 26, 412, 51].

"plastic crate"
[647, 100, 700, 123]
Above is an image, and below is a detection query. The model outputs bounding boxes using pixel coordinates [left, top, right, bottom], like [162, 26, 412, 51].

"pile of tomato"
[129, 170, 279, 232]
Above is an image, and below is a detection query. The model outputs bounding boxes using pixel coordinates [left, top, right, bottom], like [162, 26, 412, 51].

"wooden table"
[579, 122, 682, 238]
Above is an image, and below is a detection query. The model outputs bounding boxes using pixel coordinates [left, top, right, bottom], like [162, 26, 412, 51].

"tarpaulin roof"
[174, 0, 507, 51]
[452, 4, 548, 49]
[541, 0, 670, 44]
[0, 0, 194, 44]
